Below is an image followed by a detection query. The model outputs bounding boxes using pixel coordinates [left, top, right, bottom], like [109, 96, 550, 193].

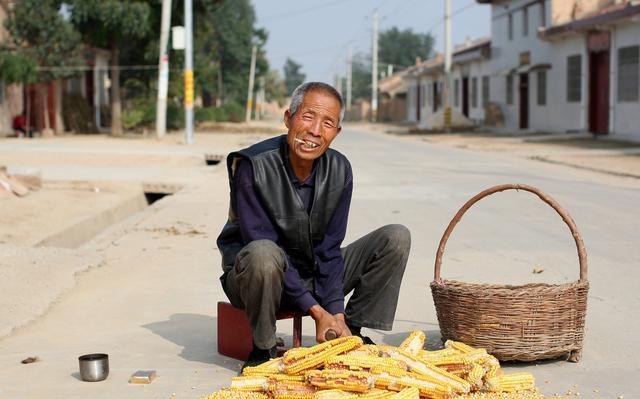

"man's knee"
[380, 224, 411, 255]
[236, 239, 286, 278]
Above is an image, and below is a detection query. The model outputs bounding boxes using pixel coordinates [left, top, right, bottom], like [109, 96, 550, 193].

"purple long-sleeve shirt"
[233, 154, 352, 315]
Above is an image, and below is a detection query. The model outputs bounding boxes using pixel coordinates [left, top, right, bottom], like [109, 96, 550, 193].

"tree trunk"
[40, 84, 54, 137]
[110, 42, 123, 136]
[54, 79, 64, 134]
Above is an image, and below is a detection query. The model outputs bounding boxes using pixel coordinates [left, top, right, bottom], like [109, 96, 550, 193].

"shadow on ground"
[143, 313, 241, 371]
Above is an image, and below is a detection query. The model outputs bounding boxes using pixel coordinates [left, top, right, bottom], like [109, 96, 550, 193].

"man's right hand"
[308, 305, 350, 343]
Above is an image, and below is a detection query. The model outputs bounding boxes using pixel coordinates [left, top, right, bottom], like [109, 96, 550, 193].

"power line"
[261, 0, 358, 22]
[36, 65, 160, 71]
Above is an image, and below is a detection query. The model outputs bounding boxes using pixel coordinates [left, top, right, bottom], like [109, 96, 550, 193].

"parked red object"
[217, 301, 305, 361]
[12, 114, 27, 137]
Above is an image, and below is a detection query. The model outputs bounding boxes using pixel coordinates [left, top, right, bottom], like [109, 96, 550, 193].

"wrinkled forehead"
[299, 89, 341, 116]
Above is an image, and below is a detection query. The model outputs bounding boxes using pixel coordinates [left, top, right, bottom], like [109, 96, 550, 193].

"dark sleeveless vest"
[217, 135, 350, 282]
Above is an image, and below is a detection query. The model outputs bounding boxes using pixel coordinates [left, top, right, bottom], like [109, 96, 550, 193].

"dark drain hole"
[204, 154, 223, 166]
[145, 191, 173, 205]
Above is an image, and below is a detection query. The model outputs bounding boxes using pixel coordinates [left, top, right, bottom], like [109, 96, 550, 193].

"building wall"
[451, 57, 492, 124]
[610, 20, 640, 140]
[551, 0, 616, 25]
[488, 0, 596, 133]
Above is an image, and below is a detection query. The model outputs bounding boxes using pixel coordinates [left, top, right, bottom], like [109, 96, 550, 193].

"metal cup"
[78, 353, 109, 382]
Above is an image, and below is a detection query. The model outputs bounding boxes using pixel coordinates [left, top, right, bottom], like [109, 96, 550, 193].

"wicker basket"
[430, 184, 589, 362]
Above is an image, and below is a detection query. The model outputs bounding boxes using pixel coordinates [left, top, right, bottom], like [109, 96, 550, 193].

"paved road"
[1, 126, 638, 398]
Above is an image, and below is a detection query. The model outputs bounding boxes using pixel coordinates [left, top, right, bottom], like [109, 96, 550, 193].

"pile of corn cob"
[203, 331, 546, 399]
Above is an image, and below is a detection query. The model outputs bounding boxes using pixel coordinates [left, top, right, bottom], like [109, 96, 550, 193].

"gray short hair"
[289, 82, 345, 124]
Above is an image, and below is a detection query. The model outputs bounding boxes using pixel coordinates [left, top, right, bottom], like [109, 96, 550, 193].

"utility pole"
[155, 0, 172, 139]
[444, 0, 452, 131]
[371, 9, 379, 123]
[346, 46, 352, 111]
[184, 0, 194, 144]
[246, 44, 257, 122]
[256, 76, 265, 120]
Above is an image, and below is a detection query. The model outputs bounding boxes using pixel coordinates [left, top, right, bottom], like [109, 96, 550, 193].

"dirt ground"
[1, 122, 638, 399]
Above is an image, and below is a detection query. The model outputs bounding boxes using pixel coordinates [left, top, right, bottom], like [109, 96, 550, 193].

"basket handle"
[433, 183, 588, 284]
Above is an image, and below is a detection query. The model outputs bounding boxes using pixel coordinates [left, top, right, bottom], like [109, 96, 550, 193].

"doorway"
[462, 77, 470, 117]
[588, 50, 610, 134]
[519, 73, 529, 129]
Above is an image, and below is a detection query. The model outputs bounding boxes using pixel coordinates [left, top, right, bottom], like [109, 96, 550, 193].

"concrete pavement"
[0, 126, 639, 398]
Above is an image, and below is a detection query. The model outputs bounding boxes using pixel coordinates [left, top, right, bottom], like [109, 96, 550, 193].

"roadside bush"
[166, 102, 184, 130]
[121, 100, 155, 130]
[194, 101, 244, 123]
[221, 101, 244, 122]
[195, 106, 222, 123]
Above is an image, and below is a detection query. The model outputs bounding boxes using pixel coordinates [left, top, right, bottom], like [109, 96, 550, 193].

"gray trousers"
[222, 224, 411, 349]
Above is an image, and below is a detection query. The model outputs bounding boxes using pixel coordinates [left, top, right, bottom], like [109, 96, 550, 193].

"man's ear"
[336, 125, 342, 135]
[284, 109, 291, 129]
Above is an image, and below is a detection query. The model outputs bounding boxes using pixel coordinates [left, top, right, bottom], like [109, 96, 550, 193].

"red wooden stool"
[217, 301, 306, 360]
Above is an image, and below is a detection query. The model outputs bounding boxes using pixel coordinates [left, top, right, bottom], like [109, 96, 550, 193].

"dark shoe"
[347, 324, 376, 345]
[241, 344, 277, 372]
[356, 334, 375, 345]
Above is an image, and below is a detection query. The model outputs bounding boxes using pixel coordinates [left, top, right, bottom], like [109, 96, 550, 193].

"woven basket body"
[430, 184, 589, 362]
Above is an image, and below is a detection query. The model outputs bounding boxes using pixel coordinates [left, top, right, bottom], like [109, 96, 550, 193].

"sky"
[252, 0, 492, 83]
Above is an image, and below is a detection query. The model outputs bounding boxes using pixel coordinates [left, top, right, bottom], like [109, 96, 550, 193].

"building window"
[567, 54, 582, 102]
[506, 75, 513, 105]
[522, 7, 529, 37]
[482, 76, 489, 108]
[508, 13, 513, 40]
[618, 45, 639, 102]
[471, 77, 478, 108]
[540, 1, 546, 28]
[537, 70, 546, 105]
[454, 79, 459, 107]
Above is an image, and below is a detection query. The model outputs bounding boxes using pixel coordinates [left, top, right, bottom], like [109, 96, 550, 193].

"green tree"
[1, 0, 83, 132]
[351, 52, 371, 101]
[379, 27, 434, 69]
[283, 58, 305, 95]
[203, 0, 268, 105]
[68, 0, 151, 135]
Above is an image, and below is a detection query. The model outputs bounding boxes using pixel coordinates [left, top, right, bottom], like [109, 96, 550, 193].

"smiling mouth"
[294, 138, 319, 149]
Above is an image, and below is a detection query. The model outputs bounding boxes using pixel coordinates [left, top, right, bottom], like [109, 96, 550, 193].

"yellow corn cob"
[230, 376, 268, 391]
[423, 354, 471, 375]
[444, 340, 477, 354]
[485, 372, 535, 393]
[388, 387, 420, 399]
[417, 348, 460, 362]
[201, 389, 269, 399]
[284, 336, 363, 375]
[483, 363, 503, 380]
[306, 369, 374, 393]
[269, 380, 317, 399]
[393, 373, 453, 399]
[399, 331, 426, 356]
[349, 345, 382, 357]
[465, 363, 485, 390]
[383, 347, 471, 394]
[326, 355, 408, 373]
[314, 389, 359, 399]
[243, 357, 285, 376]
[456, 391, 545, 399]
[369, 364, 407, 390]
[357, 388, 399, 399]
[270, 374, 307, 383]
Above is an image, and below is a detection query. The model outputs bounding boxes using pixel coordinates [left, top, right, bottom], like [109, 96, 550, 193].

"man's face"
[284, 89, 342, 164]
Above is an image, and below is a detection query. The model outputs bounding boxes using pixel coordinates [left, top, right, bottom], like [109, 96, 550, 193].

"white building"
[404, 38, 492, 129]
[478, 0, 640, 140]
[451, 38, 492, 125]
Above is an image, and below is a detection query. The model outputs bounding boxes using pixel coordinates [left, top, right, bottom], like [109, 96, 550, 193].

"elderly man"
[217, 82, 410, 369]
